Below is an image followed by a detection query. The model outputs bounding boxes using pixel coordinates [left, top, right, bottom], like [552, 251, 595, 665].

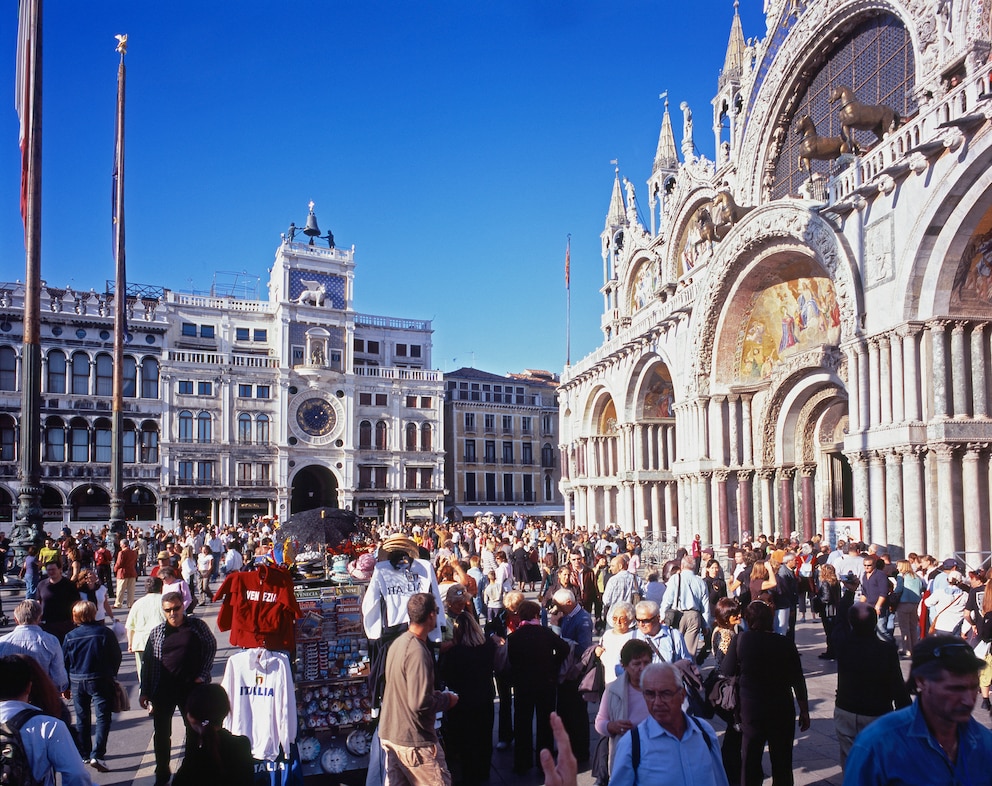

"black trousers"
[151, 681, 194, 778]
[741, 713, 796, 786]
[513, 685, 556, 772]
[556, 681, 589, 763]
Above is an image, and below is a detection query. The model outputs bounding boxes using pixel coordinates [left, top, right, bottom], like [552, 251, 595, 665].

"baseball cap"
[940, 558, 960, 571]
[911, 634, 986, 674]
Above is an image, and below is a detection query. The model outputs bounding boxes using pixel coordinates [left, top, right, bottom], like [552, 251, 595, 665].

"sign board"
[821, 517, 863, 548]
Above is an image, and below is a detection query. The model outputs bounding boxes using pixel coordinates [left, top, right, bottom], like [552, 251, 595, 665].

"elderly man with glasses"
[843, 634, 992, 785]
[632, 600, 690, 663]
[139, 591, 217, 786]
[609, 662, 728, 786]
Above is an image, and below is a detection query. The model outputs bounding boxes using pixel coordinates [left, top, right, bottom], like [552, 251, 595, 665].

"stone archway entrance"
[291, 465, 339, 513]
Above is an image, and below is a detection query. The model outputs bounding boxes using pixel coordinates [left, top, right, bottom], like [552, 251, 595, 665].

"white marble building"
[559, 0, 992, 564]
[0, 206, 444, 530]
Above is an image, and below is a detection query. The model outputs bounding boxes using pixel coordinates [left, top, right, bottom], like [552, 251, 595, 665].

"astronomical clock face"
[290, 395, 342, 445]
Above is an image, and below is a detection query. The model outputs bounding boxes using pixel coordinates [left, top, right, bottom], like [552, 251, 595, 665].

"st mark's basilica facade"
[559, 0, 992, 565]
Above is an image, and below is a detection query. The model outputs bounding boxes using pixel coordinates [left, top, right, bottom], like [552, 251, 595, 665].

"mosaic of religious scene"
[952, 206, 992, 308]
[642, 366, 675, 418]
[630, 261, 659, 312]
[738, 276, 841, 381]
[598, 398, 618, 435]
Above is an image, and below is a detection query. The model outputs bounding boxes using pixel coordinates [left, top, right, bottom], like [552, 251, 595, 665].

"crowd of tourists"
[1, 517, 992, 785]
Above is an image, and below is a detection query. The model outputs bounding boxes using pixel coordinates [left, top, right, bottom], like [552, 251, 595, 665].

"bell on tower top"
[292, 201, 335, 248]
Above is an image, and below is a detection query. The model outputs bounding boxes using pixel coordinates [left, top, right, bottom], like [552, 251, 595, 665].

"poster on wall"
[822, 517, 863, 547]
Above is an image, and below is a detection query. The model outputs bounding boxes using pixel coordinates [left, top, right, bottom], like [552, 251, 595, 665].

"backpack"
[0, 707, 42, 786]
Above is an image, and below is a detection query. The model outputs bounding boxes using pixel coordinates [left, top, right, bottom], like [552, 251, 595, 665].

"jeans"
[72, 676, 113, 760]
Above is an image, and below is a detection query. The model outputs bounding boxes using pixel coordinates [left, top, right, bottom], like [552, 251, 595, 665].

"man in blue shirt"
[843, 633, 992, 786]
[660, 556, 710, 658]
[610, 662, 728, 786]
[633, 600, 691, 663]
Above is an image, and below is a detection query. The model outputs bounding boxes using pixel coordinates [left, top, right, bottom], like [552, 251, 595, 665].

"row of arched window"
[0, 414, 159, 463]
[237, 413, 270, 445]
[0, 346, 160, 398]
[358, 420, 433, 451]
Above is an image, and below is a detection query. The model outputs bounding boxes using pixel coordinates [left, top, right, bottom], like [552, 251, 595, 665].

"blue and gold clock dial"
[296, 397, 336, 436]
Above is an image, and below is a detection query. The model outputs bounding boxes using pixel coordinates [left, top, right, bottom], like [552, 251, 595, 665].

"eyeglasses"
[635, 616, 659, 625]
[162, 606, 183, 613]
[642, 689, 681, 702]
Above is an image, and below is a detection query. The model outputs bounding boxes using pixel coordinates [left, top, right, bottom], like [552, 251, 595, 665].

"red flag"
[15, 0, 39, 228]
[565, 237, 571, 289]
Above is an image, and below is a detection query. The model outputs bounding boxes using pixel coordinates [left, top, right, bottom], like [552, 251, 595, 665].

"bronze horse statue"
[796, 116, 851, 172]
[710, 190, 752, 232]
[829, 85, 900, 147]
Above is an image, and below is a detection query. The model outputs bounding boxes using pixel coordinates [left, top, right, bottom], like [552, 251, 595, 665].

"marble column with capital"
[798, 465, 816, 541]
[847, 452, 871, 540]
[664, 480, 678, 542]
[737, 470, 754, 538]
[728, 395, 741, 467]
[869, 451, 887, 547]
[742, 395, 754, 467]
[698, 471, 713, 545]
[962, 445, 987, 564]
[564, 492, 573, 531]
[972, 325, 988, 418]
[884, 451, 903, 557]
[951, 322, 969, 418]
[757, 468, 776, 536]
[930, 321, 951, 419]
[867, 339, 882, 428]
[778, 467, 796, 537]
[900, 446, 925, 555]
[714, 470, 731, 545]
[857, 340, 871, 431]
[845, 344, 861, 434]
[879, 335, 893, 425]
[650, 482, 662, 539]
[890, 331, 905, 423]
[933, 444, 962, 557]
[902, 327, 922, 422]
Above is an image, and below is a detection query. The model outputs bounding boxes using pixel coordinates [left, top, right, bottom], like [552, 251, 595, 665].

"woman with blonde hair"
[814, 563, 841, 660]
[748, 560, 777, 604]
[894, 559, 923, 657]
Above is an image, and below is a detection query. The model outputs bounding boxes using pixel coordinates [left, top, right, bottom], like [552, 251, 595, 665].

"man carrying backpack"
[0, 654, 92, 785]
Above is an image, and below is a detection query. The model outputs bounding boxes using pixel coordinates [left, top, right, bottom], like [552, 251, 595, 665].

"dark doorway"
[291, 465, 339, 513]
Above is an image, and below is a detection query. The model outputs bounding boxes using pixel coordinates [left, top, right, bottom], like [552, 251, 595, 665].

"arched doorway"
[69, 484, 111, 521]
[291, 465, 339, 513]
[124, 485, 158, 521]
[0, 486, 12, 522]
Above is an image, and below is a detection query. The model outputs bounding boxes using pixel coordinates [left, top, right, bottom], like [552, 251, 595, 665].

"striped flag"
[565, 236, 571, 289]
[15, 0, 40, 227]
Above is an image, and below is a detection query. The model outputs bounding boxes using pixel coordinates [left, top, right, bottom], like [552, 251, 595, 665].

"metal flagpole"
[12, 0, 45, 562]
[108, 35, 128, 541]
[565, 234, 571, 367]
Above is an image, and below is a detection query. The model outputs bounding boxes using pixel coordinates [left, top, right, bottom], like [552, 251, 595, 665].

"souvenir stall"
[277, 508, 377, 785]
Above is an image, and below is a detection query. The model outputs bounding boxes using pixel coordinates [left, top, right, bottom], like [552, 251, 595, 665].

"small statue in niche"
[829, 86, 900, 149]
[310, 344, 324, 365]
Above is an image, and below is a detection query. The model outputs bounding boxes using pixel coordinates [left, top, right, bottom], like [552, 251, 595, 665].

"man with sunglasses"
[632, 600, 690, 663]
[843, 633, 992, 785]
[609, 662, 728, 786]
[139, 591, 217, 786]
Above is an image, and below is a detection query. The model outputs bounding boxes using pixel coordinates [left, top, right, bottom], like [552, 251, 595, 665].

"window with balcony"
[405, 467, 417, 490]
[257, 463, 270, 482]
[464, 439, 476, 462]
[375, 421, 388, 450]
[464, 472, 476, 502]
[197, 461, 213, 483]
[123, 427, 136, 463]
[485, 472, 496, 501]
[523, 474, 534, 503]
[141, 424, 159, 463]
[44, 418, 64, 462]
[502, 442, 513, 464]
[503, 473, 513, 502]
[502, 415, 512, 432]
[69, 419, 88, 462]
[123, 356, 136, 398]
[420, 467, 432, 489]
[542, 443, 555, 468]
[521, 416, 532, 433]
[237, 462, 252, 482]
[521, 442, 533, 465]
[484, 440, 496, 463]
[484, 414, 495, 431]
[359, 421, 372, 449]
[464, 412, 475, 431]
[256, 414, 269, 444]
[177, 460, 193, 482]
[420, 423, 432, 451]
[405, 422, 417, 451]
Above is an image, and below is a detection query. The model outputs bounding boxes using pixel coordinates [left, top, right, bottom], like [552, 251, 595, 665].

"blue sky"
[2, 0, 765, 376]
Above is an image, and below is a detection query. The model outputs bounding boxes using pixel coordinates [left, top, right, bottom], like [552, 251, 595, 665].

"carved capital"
[736, 469, 754, 483]
[755, 467, 777, 480]
[778, 466, 797, 480]
[798, 464, 816, 478]
[713, 469, 731, 483]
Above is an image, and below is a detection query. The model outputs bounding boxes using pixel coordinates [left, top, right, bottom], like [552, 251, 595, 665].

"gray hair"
[13, 599, 42, 626]
[608, 601, 636, 625]
[641, 661, 680, 688]
[552, 588, 576, 607]
[680, 555, 695, 571]
[635, 600, 660, 620]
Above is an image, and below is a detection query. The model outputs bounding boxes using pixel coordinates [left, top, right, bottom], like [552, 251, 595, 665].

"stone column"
[698, 472, 713, 545]
[664, 480, 678, 542]
[951, 322, 969, 418]
[900, 446, 926, 556]
[848, 451, 871, 539]
[857, 340, 871, 431]
[933, 444, 961, 557]
[564, 492, 573, 531]
[699, 398, 711, 459]
[737, 469, 754, 539]
[845, 344, 861, 434]
[884, 450, 904, 557]
[711, 396, 726, 464]
[931, 321, 951, 419]
[651, 482, 663, 539]
[778, 467, 796, 538]
[869, 451, 887, 546]
[714, 469, 730, 546]
[867, 338, 882, 429]
[728, 395, 741, 467]
[879, 335, 894, 425]
[799, 464, 816, 541]
[634, 480, 646, 534]
[890, 330, 905, 423]
[972, 325, 988, 418]
[902, 327, 922, 422]
[757, 468, 776, 535]
[742, 395, 754, 466]
[962, 444, 987, 566]
[585, 485, 597, 531]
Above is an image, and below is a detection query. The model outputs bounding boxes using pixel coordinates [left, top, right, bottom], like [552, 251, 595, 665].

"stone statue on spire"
[680, 101, 695, 161]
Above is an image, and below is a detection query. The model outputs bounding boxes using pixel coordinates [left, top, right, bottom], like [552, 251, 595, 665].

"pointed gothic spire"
[605, 166, 627, 230]
[654, 93, 679, 173]
[720, 0, 747, 88]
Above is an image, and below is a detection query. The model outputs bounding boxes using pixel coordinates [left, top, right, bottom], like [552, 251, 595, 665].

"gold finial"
[115, 34, 128, 55]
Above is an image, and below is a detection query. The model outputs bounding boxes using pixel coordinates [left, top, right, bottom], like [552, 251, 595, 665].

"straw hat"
[378, 534, 419, 561]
